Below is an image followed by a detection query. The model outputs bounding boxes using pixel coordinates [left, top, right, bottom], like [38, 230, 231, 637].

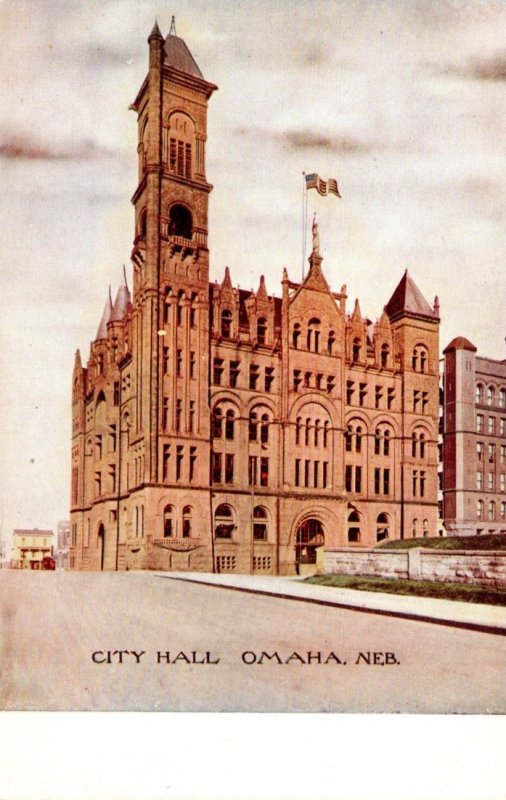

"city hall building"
[70, 24, 440, 573]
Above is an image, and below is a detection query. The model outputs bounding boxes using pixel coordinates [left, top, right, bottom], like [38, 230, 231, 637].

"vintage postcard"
[0, 0, 505, 796]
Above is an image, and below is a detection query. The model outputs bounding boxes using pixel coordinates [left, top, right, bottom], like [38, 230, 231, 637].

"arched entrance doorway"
[97, 524, 105, 571]
[295, 519, 324, 566]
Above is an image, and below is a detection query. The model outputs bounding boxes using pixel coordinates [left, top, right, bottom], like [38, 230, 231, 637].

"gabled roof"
[385, 269, 437, 321]
[164, 33, 203, 78]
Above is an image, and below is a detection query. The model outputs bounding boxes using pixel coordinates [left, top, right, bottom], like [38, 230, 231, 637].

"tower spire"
[169, 15, 177, 36]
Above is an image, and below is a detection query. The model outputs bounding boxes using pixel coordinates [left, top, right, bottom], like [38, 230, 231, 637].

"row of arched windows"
[476, 384, 506, 408]
[345, 423, 428, 457]
[212, 504, 269, 541]
[295, 417, 330, 447]
[219, 310, 269, 343]
[347, 511, 391, 543]
[477, 500, 506, 521]
[211, 407, 272, 444]
[163, 505, 193, 538]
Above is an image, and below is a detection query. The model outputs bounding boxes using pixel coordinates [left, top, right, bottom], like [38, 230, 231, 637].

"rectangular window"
[249, 364, 260, 390]
[304, 460, 310, 488]
[488, 417, 496, 435]
[249, 456, 258, 486]
[374, 467, 381, 495]
[225, 454, 234, 485]
[163, 347, 169, 374]
[212, 451, 221, 484]
[477, 414, 484, 433]
[169, 137, 177, 171]
[265, 367, 275, 393]
[189, 401, 195, 434]
[213, 358, 224, 386]
[413, 470, 418, 497]
[293, 370, 302, 392]
[500, 474, 505, 493]
[176, 349, 183, 377]
[113, 381, 120, 406]
[185, 142, 192, 178]
[420, 470, 426, 498]
[345, 465, 352, 492]
[95, 435, 102, 461]
[304, 371, 311, 388]
[189, 352, 195, 378]
[162, 397, 169, 430]
[313, 461, 319, 488]
[387, 388, 395, 410]
[488, 473, 494, 491]
[189, 447, 197, 482]
[346, 381, 354, 405]
[327, 375, 335, 395]
[177, 140, 184, 176]
[476, 471, 483, 490]
[355, 466, 362, 494]
[413, 390, 420, 413]
[260, 457, 269, 487]
[375, 386, 383, 410]
[500, 419, 506, 436]
[295, 459, 300, 487]
[175, 446, 183, 481]
[489, 444, 496, 463]
[384, 468, 390, 495]
[477, 442, 484, 461]
[315, 373, 323, 390]
[422, 392, 429, 414]
[175, 399, 182, 432]
[230, 360, 240, 388]
[501, 445, 506, 465]
[322, 461, 328, 488]
[95, 471, 102, 497]
[359, 383, 367, 407]
[163, 445, 170, 481]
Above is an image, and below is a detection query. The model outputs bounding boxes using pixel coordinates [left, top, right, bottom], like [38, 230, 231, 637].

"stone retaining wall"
[323, 548, 506, 587]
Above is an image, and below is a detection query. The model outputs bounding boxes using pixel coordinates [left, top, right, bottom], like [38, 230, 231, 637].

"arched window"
[419, 432, 426, 459]
[221, 309, 232, 339]
[412, 518, 418, 538]
[487, 386, 495, 407]
[412, 345, 428, 373]
[328, 330, 336, 355]
[314, 419, 320, 447]
[168, 204, 192, 239]
[500, 388, 506, 408]
[138, 208, 147, 239]
[423, 519, 429, 537]
[295, 416, 302, 445]
[292, 323, 301, 349]
[477, 500, 484, 520]
[249, 411, 258, 442]
[214, 504, 235, 539]
[212, 408, 223, 439]
[375, 426, 391, 456]
[182, 506, 192, 538]
[225, 410, 235, 440]
[345, 424, 353, 452]
[168, 111, 195, 179]
[163, 504, 175, 538]
[380, 344, 389, 368]
[323, 420, 330, 447]
[489, 501, 496, 520]
[253, 506, 268, 541]
[307, 318, 321, 353]
[257, 317, 267, 345]
[355, 425, 363, 453]
[347, 511, 361, 543]
[260, 414, 269, 444]
[376, 512, 389, 542]
[476, 384, 484, 404]
[305, 418, 311, 446]
[352, 338, 361, 363]
[295, 518, 324, 564]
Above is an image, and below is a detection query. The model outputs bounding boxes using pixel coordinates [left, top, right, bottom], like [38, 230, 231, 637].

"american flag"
[305, 173, 341, 197]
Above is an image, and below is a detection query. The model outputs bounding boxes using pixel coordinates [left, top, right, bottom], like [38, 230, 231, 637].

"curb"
[159, 575, 506, 637]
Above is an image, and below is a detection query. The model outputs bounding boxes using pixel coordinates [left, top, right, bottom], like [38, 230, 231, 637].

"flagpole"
[301, 171, 306, 281]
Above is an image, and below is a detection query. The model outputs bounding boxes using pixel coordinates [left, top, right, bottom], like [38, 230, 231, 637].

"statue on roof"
[312, 214, 320, 256]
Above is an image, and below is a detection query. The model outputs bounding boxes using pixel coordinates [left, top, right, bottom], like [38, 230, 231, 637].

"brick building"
[70, 23, 440, 574]
[12, 529, 54, 570]
[442, 337, 506, 536]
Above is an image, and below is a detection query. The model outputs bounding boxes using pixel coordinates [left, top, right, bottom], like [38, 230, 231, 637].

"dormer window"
[221, 309, 232, 339]
[257, 317, 267, 345]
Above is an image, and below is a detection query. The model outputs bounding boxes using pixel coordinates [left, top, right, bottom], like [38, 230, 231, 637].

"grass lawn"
[304, 574, 506, 606]
[375, 533, 506, 551]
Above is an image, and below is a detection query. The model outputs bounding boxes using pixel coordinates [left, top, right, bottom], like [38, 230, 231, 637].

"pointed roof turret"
[95, 293, 112, 340]
[385, 269, 437, 322]
[73, 349, 82, 371]
[351, 298, 363, 322]
[149, 19, 163, 41]
[110, 281, 132, 322]
[257, 275, 268, 301]
[164, 22, 203, 78]
[221, 266, 233, 289]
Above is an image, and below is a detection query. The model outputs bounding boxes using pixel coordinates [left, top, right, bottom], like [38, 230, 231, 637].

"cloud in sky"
[0, 132, 114, 161]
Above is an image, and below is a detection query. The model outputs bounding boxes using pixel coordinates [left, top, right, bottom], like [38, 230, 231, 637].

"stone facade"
[323, 547, 506, 587]
[443, 338, 506, 536]
[69, 24, 440, 574]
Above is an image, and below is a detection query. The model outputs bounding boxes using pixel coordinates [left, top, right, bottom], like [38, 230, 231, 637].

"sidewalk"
[161, 571, 506, 635]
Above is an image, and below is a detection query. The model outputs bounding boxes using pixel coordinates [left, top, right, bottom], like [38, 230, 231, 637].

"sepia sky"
[0, 0, 505, 543]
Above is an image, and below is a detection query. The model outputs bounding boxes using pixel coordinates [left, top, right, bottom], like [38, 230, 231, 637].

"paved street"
[0, 571, 504, 712]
